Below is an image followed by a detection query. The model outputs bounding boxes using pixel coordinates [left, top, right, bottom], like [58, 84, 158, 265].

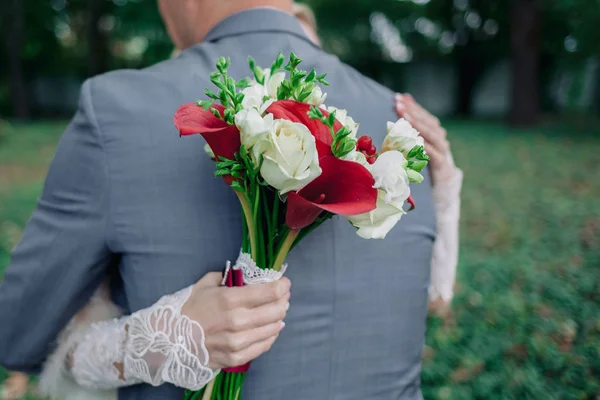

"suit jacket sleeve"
[0, 79, 112, 373]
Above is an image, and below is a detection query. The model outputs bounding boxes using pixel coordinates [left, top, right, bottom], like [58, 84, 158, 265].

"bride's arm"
[39, 282, 217, 399]
[394, 94, 463, 307]
[39, 270, 289, 399]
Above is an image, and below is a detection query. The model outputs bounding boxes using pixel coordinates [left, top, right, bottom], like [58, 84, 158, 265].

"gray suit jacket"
[0, 9, 435, 400]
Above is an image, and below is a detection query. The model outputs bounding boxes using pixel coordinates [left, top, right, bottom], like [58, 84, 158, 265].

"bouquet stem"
[234, 188, 257, 260]
[201, 380, 216, 400]
[273, 229, 299, 272]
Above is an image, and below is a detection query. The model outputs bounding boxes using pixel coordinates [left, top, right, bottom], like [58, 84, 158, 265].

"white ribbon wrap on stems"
[221, 251, 288, 286]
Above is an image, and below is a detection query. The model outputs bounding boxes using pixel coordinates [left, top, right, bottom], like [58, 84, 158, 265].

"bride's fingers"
[229, 333, 280, 367]
[196, 272, 225, 289]
[210, 320, 285, 353]
[423, 141, 445, 169]
[210, 332, 280, 369]
[395, 95, 436, 129]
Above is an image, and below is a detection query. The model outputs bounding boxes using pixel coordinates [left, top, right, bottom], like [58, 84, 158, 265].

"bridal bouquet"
[174, 52, 429, 400]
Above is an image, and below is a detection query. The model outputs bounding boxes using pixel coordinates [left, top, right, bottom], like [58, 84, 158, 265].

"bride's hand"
[182, 272, 290, 370]
[394, 93, 458, 185]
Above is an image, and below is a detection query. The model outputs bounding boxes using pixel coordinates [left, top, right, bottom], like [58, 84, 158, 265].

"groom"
[0, 0, 436, 398]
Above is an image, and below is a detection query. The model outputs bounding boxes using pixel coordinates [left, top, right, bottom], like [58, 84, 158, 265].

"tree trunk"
[455, 49, 485, 116]
[2, 0, 31, 119]
[510, 0, 541, 126]
[87, 0, 108, 76]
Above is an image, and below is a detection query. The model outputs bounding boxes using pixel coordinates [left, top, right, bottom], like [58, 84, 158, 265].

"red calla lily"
[266, 100, 343, 158]
[286, 156, 377, 230]
[174, 103, 241, 161]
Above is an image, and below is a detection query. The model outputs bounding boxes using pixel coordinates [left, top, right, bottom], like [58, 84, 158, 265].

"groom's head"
[158, 0, 294, 49]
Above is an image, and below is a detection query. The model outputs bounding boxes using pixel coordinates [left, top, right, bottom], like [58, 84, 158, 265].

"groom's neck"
[180, 0, 294, 48]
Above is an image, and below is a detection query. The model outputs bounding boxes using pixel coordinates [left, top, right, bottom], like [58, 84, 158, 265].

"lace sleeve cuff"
[43, 286, 217, 396]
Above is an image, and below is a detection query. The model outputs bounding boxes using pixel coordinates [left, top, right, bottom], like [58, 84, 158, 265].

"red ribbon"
[222, 266, 251, 373]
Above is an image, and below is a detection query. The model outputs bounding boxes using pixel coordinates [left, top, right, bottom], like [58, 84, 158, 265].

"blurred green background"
[0, 0, 599, 399]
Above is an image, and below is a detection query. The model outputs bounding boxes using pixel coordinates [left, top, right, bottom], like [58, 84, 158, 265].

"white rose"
[235, 108, 274, 148]
[327, 106, 359, 139]
[306, 86, 327, 107]
[382, 118, 424, 155]
[347, 190, 406, 239]
[252, 119, 321, 194]
[370, 150, 411, 204]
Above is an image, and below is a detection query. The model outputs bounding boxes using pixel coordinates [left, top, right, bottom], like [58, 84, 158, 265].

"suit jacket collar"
[203, 8, 317, 48]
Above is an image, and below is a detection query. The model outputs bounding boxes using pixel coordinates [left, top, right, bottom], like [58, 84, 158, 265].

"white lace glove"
[69, 286, 216, 391]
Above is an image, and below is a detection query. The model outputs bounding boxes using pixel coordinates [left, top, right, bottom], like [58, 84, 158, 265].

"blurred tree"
[510, 0, 541, 126]
[87, 0, 112, 76]
[0, 0, 598, 120]
[0, 0, 30, 119]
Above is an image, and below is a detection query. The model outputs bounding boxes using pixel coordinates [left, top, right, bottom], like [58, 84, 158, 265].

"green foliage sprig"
[248, 52, 329, 103]
[308, 106, 356, 158]
[197, 57, 250, 125]
[404, 145, 430, 183]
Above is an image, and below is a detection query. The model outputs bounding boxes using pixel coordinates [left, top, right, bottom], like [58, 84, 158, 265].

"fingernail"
[395, 93, 403, 101]
[396, 103, 406, 111]
[280, 321, 286, 329]
[286, 302, 290, 311]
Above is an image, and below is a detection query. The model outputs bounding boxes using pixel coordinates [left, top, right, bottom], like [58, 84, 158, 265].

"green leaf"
[290, 52, 302, 67]
[316, 73, 329, 86]
[407, 169, 424, 184]
[236, 92, 245, 104]
[216, 57, 227, 73]
[211, 107, 222, 119]
[328, 111, 337, 127]
[197, 99, 215, 110]
[411, 160, 428, 172]
[230, 181, 245, 191]
[205, 89, 219, 100]
[219, 91, 228, 105]
[236, 78, 250, 89]
[305, 68, 316, 83]
[270, 51, 285, 75]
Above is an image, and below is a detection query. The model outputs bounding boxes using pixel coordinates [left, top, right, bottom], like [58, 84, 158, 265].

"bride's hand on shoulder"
[182, 272, 291, 370]
[394, 93, 458, 185]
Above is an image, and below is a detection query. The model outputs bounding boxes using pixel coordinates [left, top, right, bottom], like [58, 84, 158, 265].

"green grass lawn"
[0, 120, 599, 399]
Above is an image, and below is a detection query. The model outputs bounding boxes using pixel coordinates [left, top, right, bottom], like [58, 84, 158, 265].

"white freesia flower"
[370, 151, 411, 204]
[265, 70, 286, 99]
[252, 119, 321, 194]
[241, 69, 285, 113]
[347, 190, 406, 239]
[306, 86, 327, 107]
[235, 108, 274, 148]
[327, 106, 359, 139]
[342, 149, 369, 167]
[382, 118, 424, 155]
[241, 83, 266, 110]
[204, 143, 215, 159]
